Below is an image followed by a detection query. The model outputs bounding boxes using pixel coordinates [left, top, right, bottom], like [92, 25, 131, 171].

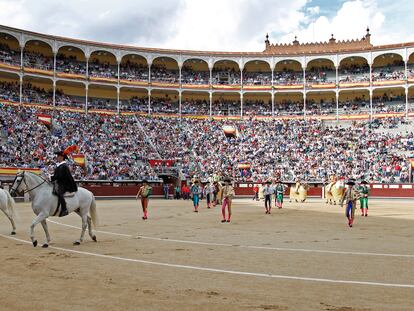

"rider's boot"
[59, 196, 68, 217]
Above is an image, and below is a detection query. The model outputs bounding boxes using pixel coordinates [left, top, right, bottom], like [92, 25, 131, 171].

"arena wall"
[78, 183, 414, 199]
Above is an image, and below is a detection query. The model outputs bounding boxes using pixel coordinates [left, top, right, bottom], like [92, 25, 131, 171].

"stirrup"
[59, 208, 68, 217]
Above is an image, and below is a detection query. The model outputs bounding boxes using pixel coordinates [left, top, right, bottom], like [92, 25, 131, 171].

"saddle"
[52, 182, 75, 217]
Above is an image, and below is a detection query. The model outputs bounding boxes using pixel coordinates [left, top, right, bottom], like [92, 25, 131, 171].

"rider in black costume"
[51, 151, 78, 217]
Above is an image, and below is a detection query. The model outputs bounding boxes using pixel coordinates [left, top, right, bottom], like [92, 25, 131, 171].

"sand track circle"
[1, 198, 414, 311]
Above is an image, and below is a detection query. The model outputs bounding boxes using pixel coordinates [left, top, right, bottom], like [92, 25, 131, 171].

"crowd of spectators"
[120, 61, 148, 81]
[338, 98, 368, 114]
[149, 97, 179, 114]
[408, 62, 414, 77]
[88, 58, 118, 79]
[274, 101, 303, 116]
[273, 70, 303, 85]
[306, 100, 336, 116]
[150, 64, 179, 83]
[0, 43, 20, 67]
[0, 81, 19, 102]
[181, 66, 209, 85]
[372, 60, 405, 82]
[212, 100, 241, 116]
[120, 96, 148, 113]
[212, 67, 241, 85]
[372, 66, 405, 82]
[243, 100, 272, 116]
[242, 71, 272, 86]
[23, 51, 53, 71]
[88, 97, 118, 110]
[1, 102, 413, 183]
[0, 105, 159, 181]
[55, 93, 84, 108]
[2, 80, 412, 117]
[306, 66, 336, 85]
[181, 99, 209, 115]
[138, 116, 414, 183]
[2, 43, 414, 87]
[56, 54, 86, 75]
[339, 63, 370, 84]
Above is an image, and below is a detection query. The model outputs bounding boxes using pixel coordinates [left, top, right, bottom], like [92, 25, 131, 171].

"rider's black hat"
[54, 150, 68, 160]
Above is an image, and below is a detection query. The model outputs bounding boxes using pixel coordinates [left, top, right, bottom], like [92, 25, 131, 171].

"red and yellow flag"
[238, 163, 251, 169]
[36, 114, 52, 130]
[72, 154, 86, 168]
[0, 167, 41, 175]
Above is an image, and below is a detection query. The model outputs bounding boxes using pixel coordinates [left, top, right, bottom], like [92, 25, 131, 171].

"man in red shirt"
[252, 184, 259, 201]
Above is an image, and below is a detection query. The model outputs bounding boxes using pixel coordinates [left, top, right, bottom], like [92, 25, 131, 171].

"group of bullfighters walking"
[134, 173, 370, 228]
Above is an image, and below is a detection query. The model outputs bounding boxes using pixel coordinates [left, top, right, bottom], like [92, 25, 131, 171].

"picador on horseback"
[51, 150, 78, 217]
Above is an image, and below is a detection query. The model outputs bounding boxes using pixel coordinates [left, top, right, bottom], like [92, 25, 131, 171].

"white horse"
[9, 171, 98, 248]
[0, 188, 17, 235]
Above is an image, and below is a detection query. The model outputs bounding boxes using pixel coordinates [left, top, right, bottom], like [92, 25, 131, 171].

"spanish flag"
[72, 154, 86, 168]
[36, 114, 52, 130]
[238, 163, 251, 169]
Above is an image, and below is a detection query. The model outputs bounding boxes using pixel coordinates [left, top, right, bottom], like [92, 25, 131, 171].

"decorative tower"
[365, 26, 371, 43]
[265, 33, 270, 49]
[293, 35, 299, 45]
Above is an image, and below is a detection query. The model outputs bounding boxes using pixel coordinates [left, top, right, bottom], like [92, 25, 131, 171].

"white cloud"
[153, 0, 310, 51]
[0, 0, 309, 51]
[277, 0, 414, 47]
[279, 0, 385, 44]
[0, 0, 185, 46]
[0, 0, 413, 52]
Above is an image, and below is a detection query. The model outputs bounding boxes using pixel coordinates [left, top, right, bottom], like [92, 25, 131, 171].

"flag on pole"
[73, 154, 86, 168]
[36, 114, 52, 130]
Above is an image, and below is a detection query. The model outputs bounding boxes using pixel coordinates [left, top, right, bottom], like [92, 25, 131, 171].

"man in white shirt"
[263, 180, 273, 214]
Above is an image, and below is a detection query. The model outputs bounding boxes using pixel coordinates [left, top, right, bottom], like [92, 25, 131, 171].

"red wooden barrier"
[80, 183, 413, 198]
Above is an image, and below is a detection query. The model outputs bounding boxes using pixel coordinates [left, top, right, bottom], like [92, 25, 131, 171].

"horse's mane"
[26, 171, 52, 185]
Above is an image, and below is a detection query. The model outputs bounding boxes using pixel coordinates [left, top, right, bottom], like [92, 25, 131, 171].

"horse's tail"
[5, 190, 19, 221]
[89, 195, 98, 228]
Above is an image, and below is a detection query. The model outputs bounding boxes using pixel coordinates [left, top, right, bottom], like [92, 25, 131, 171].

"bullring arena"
[1, 16, 414, 311]
[1, 198, 414, 310]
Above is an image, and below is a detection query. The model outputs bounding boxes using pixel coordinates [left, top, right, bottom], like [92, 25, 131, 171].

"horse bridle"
[11, 172, 48, 194]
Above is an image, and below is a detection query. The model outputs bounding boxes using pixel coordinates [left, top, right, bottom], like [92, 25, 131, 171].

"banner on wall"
[0, 167, 41, 176]
[237, 163, 251, 169]
[223, 125, 237, 138]
[148, 159, 175, 167]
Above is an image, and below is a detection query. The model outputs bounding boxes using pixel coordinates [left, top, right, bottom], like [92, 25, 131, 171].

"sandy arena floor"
[1, 197, 414, 311]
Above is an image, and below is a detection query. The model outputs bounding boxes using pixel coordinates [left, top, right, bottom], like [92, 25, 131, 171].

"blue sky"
[0, 0, 412, 51]
[304, 0, 341, 17]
